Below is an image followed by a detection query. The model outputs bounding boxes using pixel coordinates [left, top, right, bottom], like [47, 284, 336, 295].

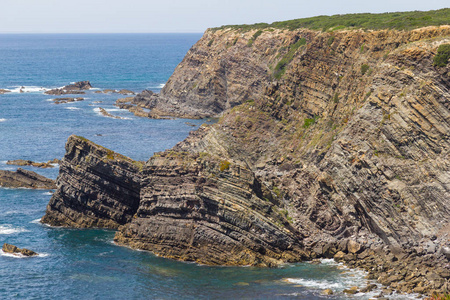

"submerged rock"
[0, 89, 11, 94]
[52, 97, 84, 104]
[2, 243, 38, 257]
[97, 107, 125, 119]
[0, 168, 56, 189]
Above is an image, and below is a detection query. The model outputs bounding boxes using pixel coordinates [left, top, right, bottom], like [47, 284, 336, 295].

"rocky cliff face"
[44, 25, 450, 292]
[115, 150, 306, 266]
[42, 135, 142, 229]
[131, 25, 450, 246]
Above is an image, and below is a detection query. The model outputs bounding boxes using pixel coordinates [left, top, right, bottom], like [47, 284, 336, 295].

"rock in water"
[2, 243, 38, 257]
[45, 81, 92, 95]
[41, 135, 142, 229]
[0, 168, 56, 189]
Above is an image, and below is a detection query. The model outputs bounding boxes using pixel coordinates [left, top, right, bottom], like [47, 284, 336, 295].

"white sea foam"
[43, 191, 53, 195]
[104, 108, 121, 112]
[9, 86, 49, 94]
[0, 118, 7, 122]
[285, 278, 342, 289]
[0, 224, 29, 235]
[148, 83, 165, 89]
[65, 107, 80, 110]
[93, 107, 131, 120]
[0, 250, 49, 258]
[30, 218, 42, 224]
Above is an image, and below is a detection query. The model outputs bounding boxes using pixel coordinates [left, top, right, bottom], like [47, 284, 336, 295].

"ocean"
[0, 34, 413, 299]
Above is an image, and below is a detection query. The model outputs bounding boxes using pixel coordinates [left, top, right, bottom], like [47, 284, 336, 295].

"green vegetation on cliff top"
[212, 8, 449, 32]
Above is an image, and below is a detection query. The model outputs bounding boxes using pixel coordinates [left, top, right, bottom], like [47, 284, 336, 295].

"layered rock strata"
[0, 168, 56, 189]
[43, 24, 450, 295]
[115, 151, 306, 266]
[41, 135, 142, 229]
[2, 243, 38, 257]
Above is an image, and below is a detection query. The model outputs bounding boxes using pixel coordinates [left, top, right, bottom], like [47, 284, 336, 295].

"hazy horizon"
[1, 0, 449, 34]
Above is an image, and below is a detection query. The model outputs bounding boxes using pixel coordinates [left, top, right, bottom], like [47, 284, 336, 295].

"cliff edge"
[43, 11, 450, 296]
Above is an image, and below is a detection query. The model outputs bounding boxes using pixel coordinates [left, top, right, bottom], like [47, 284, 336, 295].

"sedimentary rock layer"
[42, 135, 142, 229]
[0, 168, 55, 189]
[115, 151, 306, 266]
[43, 24, 450, 294]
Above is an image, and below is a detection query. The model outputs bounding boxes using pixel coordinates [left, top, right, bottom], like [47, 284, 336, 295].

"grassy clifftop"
[212, 8, 450, 32]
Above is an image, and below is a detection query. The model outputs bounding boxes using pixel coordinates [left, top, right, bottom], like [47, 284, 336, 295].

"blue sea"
[0, 34, 409, 299]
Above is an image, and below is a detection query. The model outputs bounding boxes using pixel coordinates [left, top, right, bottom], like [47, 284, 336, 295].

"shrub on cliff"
[433, 44, 450, 67]
[273, 38, 306, 79]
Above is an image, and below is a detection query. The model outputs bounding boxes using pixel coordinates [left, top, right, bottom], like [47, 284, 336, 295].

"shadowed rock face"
[41, 135, 142, 229]
[0, 168, 55, 189]
[114, 152, 306, 266]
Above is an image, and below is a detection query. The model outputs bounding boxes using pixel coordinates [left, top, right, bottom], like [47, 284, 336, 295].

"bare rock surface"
[6, 159, 58, 168]
[0, 168, 56, 189]
[2, 243, 38, 257]
[45, 81, 92, 95]
[42, 135, 142, 229]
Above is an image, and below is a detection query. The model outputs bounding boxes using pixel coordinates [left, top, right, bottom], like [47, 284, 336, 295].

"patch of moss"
[273, 38, 306, 79]
[303, 115, 319, 128]
[219, 160, 231, 171]
[361, 64, 370, 75]
[247, 30, 263, 47]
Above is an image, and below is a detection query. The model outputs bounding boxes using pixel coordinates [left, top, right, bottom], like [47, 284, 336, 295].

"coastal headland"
[42, 9, 450, 297]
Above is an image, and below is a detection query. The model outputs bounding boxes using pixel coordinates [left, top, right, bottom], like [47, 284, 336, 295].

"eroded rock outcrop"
[41, 135, 142, 229]
[6, 159, 58, 168]
[115, 151, 306, 266]
[0, 168, 56, 189]
[2, 243, 38, 257]
[45, 81, 92, 95]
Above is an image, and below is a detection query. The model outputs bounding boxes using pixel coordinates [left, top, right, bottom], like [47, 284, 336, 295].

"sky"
[0, 0, 448, 33]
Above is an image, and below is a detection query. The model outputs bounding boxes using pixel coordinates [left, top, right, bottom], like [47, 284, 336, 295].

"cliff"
[43, 13, 450, 296]
[42, 135, 142, 229]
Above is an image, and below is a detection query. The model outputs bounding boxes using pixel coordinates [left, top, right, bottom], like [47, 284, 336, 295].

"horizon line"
[0, 32, 204, 35]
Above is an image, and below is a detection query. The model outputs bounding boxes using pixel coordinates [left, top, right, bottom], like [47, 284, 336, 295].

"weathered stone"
[2, 243, 37, 256]
[360, 284, 377, 293]
[41, 135, 142, 229]
[334, 251, 345, 261]
[347, 240, 362, 254]
[0, 168, 56, 189]
[322, 288, 333, 295]
[45, 81, 91, 95]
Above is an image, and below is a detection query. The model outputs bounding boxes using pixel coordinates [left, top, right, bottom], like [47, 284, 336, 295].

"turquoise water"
[0, 34, 402, 299]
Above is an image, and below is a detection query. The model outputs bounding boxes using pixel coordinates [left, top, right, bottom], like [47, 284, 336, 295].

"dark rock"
[360, 284, 377, 293]
[0, 168, 56, 189]
[52, 97, 84, 104]
[42, 135, 143, 229]
[45, 81, 92, 95]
